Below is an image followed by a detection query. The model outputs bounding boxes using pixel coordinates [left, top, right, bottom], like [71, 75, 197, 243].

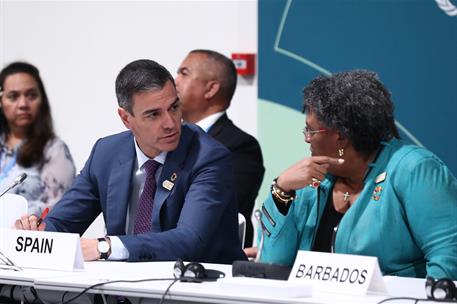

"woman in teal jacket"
[259, 70, 457, 280]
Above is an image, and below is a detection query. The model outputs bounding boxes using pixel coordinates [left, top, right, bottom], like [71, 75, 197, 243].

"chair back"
[82, 213, 106, 238]
[0, 194, 27, 229]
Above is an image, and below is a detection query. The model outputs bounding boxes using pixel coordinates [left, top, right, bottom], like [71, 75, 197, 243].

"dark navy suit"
[208, 114, 264, 247]
[45, 124, 246, 263]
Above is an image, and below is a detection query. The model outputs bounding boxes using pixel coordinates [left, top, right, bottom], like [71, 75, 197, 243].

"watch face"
[98, 241, 110, 253]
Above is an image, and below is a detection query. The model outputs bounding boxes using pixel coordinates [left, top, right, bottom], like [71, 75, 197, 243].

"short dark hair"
[303, 70, 399, 156]
[0, 61, 55, 167]
[190, 49, 237, 104]
[115, 59, 175, 114]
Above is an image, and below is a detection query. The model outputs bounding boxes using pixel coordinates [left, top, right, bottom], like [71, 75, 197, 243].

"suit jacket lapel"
[106, 135, 135, 235]
[151, 125, 193, 232]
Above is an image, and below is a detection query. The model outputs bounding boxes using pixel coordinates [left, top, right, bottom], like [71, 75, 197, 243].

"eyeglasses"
[302, 126, 329, 138]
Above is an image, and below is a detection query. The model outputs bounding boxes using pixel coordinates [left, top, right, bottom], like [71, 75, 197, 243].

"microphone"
[0, 250, 22, 271]
[0, 173, 27, 198]
[331, 223, 340, 254]
[232, 209, 292, 280]
[253, 209, 264, 263]
[232, 260, 291, 280]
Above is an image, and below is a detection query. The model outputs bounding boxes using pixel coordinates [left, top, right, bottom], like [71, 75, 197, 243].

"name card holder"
[0, 229, 84, 271]
[288, 251, 387, 295]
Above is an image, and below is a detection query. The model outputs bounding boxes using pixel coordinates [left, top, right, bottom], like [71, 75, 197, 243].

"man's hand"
[80, 238, 101, 261]
[14, 214, 46, 231]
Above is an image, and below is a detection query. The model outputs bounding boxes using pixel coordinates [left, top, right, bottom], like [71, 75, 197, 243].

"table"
[0, 261, 442, 304]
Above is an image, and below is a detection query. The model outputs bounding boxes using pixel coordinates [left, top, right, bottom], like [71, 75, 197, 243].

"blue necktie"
[134, 160, 160, 234]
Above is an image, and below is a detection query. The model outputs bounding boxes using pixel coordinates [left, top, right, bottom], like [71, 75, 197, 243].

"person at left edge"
[15, 59, 247, 264]
[0, 62, 76, 215]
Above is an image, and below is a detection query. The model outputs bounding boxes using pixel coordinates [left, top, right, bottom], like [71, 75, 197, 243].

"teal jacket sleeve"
[394, 152, 457, 279]
[259, 187, 317, 266]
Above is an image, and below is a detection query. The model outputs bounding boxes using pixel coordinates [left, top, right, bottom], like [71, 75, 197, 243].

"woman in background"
[0, 61, 75, 215]
[257, 70, 457, 279]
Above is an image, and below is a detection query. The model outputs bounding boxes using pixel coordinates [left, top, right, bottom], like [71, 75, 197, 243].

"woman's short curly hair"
[303, 70, 399, 157]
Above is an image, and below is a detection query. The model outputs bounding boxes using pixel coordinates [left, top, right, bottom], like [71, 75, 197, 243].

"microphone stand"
[253, 209, 264, 263]
[0, 173, 27, 198]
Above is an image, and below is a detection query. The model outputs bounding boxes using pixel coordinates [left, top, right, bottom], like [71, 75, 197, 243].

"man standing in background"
[176, 49, 265, 247]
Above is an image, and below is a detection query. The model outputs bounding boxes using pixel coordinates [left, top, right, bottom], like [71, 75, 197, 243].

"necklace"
[343, 191, 351, 202]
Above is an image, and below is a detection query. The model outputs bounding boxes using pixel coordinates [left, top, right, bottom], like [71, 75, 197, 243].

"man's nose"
[162, 112, 175, 129]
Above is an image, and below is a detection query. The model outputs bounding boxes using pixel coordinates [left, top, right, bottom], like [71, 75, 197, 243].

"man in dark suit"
[176, 50, 265, 247]
[15, 59, 246, 263]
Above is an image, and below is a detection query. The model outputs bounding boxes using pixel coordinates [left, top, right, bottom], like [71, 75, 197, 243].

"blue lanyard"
[0, 152, 17, 183]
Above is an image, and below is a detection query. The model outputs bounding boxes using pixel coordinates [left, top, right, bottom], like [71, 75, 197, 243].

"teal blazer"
[259, 139, 457, 279]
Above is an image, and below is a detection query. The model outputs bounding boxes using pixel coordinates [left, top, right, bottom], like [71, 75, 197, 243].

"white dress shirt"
[108, 138, 167, 260]
[195, 111, 225, 132]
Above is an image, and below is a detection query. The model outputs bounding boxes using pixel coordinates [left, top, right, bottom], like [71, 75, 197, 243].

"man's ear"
[204, 80, 220, 99]
[118, 107, 131, 129]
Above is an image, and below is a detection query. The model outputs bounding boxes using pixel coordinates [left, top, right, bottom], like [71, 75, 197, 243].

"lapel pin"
[162, 180, 174, 191]
[170, 172, 177, 182]
[372, 186, 383, 201]
[375, 172, 387, 184]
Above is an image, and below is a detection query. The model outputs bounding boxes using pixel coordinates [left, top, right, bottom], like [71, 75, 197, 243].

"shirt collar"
[362, 138, 399, 183]
[134, 138, 167, 170]
[195, 111, 225, 133]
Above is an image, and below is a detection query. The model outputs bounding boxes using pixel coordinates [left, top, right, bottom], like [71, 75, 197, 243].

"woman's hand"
[277, 156, 344, 191]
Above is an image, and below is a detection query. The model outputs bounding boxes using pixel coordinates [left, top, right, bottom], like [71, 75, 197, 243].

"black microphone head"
[232, 261, 291, 281]
[0, 173, 28, 198]
[15, 173, 27, 184]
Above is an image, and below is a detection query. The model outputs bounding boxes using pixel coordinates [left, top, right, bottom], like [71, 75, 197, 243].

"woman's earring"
[338, 148, 344, 157]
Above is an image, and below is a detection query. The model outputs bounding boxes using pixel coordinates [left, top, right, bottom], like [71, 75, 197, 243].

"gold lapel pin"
[170, 172, 177, 182]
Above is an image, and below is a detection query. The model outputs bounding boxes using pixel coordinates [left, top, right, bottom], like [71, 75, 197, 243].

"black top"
[272, 187, 344, 252]
[311, 194, 344, 253]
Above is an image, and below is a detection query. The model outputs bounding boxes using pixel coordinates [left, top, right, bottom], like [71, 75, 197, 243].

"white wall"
[0, 0, 258, 170]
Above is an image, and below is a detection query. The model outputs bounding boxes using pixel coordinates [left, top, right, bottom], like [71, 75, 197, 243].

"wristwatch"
[97, 237, 111, 260]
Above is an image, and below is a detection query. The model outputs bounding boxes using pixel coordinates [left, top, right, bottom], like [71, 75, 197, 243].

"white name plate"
[0, 229, 84, 271]
[288, 251, 387, 295]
